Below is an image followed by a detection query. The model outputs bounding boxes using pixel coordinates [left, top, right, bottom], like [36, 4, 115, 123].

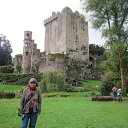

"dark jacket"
[20, 87, 42, 114]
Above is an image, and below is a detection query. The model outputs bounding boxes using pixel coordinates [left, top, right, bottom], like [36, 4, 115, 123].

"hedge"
[0, 73, 33, 83]
[0, 91, 15, 99]
[0, 66, 14, 73]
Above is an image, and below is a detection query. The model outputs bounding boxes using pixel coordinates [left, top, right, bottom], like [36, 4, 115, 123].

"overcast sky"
[0, 0, 105, 57]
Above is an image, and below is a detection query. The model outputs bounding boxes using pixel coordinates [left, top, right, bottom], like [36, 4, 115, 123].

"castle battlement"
[44, 7, 86, 25]
[44, 11, 60, 25]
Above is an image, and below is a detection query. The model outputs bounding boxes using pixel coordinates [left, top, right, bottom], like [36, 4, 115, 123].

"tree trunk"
[119, 55, 126, 95]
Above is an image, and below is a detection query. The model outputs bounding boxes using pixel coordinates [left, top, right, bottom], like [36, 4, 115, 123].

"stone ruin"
[14, 7, 89, 74]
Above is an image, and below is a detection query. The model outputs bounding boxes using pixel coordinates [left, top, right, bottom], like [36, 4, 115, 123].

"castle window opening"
[25, 43, 28, 47]
[26, 33, 29, 37]
[25, 52, 29, 55]
[83, 51, 87, 55]
[83, 25, 85, 31]
[75, 35, 78, 42]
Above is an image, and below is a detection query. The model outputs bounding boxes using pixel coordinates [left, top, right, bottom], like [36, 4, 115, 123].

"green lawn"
[0, 96, 128, 128]
[0, 82, 128, 128]
[84, 80, 102, 86]
[0, 84, 25, 92]
[83, 80, 101, 92]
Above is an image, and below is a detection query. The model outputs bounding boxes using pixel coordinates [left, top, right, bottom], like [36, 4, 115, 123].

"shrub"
[0, 91, 15, 99]
[100, 80, 114, 96]
[39, 71, 65, 92]
[66, 75, 84, 87]
[63, 84, 76, 92]
[0, 73, 33, 83]
[0, 66, 14, 73]
[100, 71, 120, 96]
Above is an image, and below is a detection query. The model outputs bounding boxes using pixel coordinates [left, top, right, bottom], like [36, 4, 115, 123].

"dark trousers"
[113, 92, 117, 101]
[117, 95, 122, 102]
[22, 108, 38, 128]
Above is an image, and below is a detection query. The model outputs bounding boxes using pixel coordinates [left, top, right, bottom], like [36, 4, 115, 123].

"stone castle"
[14, 7, 89, 74]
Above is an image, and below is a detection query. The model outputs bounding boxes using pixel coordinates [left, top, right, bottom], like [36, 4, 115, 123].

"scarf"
[29, 87, 36, 108]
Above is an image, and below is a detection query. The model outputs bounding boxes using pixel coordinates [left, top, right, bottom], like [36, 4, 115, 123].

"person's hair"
[28, 83, 38, 87]
[28, 78, 38, 87]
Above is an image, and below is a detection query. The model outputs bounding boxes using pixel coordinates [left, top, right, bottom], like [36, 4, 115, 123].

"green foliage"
[66, 59, 88, 86]
[0, 73, 33, 83]
[101, 43, 128, 78]
[0, 66, 14, 73]
[0, 34, 13, 66]
[83, 80, 101, 92]
[101, 52, 120, 76]
[89, 44, 105, 55]
[81, 0, 128, 94]
[100, 80, 114, 96]
[39, 71, 65, 92]
[15, 64, 22, 73]
[49, 53, 65, 61]
[100, 71, 120, 96]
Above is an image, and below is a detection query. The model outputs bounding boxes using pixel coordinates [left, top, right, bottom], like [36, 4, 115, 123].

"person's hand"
[37, 112, 40, 116]
[22, 114, 25, 120]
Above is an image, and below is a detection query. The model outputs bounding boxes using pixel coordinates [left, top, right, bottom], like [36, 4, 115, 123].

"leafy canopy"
[0, 34, 13, 66]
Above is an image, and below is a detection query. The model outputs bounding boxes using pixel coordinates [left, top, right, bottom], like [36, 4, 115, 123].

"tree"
[0, 34, 13, 66]
[89, 44, 105, 55]
[81, 0, 128, 94]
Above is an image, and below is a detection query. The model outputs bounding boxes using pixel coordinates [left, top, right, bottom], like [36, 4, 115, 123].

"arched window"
[26, 33, 29, 37]
[25, 43, 28, 47]
[25, 52, 29, 55]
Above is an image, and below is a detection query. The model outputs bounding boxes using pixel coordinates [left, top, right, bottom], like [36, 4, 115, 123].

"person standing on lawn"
[112, 86, 117, 101]
[117, 86, 122, 102]
[20, 78, 42, 128]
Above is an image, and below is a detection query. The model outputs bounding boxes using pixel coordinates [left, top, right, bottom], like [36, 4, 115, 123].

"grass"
[83, 80, 102, 93]
[84, 80, 102, 87]
[0, 81, 128, 128]
[0, 84, 26, 92]
[0, 80, 102, 93]
[0, 96, 128, 128]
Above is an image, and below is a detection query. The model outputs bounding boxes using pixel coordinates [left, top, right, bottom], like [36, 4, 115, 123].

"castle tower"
[44, 7, 89, 61]
[13, 54, 23, 73]
[22, 31, 32, 73]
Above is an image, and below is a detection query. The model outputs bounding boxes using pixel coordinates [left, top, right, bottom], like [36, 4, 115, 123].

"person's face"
[29, 82, 36, 88]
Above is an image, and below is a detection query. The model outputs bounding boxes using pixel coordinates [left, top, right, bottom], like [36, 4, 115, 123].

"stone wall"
[14, 7, 89, 74]
[13, 54, 23, 72]
[39, 54, 66, 73]
[44, 7, 89, 61]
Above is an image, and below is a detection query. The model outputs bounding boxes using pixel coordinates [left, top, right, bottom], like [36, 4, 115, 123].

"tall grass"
[39, 71, 65, 92]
